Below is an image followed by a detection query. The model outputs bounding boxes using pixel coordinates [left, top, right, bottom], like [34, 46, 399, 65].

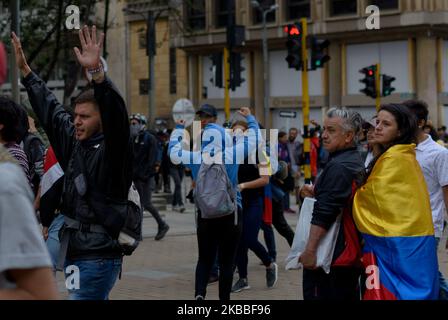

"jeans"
[195, 208, 242, 300]
[65, 258, 122, 300]
[261, 222, 277, 262]
[46, 214, 65, 270]
[435, 237, 448, 300]
[236, 197, 272, 279]
[170, 166, 184, 206]
[283, 190, 290, 210]
[134, 178, 165, 228]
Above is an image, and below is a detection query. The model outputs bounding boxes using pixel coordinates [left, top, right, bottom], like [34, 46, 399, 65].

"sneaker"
[266, 262, 278, 288]
[155, 224, 169, 241]
[172, 205, 180, 212]
[231, 278, 250, 293]
[208, 274, 219, 285]
[179, 205, 186, 213]
[195, 295, 204, 300]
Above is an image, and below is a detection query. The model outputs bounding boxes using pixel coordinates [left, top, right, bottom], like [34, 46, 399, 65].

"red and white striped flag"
[40, 146, 64, 227]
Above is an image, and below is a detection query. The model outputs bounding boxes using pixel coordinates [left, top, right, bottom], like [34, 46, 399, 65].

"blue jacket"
[168, 115, 260, 208]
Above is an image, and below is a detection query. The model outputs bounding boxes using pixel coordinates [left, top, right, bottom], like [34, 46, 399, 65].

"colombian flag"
[261, 150, 273, 225]
[353, 144, 439, 300]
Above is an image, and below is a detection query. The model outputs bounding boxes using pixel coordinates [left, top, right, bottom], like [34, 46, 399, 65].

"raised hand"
[238, 107, 252, 117]
[11, 32, 31, 77]
[74, 25, 104, 69]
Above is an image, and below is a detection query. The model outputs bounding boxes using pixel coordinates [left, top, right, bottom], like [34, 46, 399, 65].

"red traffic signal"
[284, 24, 301, 36]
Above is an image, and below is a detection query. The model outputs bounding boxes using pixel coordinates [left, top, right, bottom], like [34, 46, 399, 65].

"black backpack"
[22, 133, 45, 193]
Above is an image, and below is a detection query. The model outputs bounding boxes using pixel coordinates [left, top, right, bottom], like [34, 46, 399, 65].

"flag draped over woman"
[353, 144, 439, 300]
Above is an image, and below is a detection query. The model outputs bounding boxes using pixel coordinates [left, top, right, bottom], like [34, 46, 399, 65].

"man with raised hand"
[12, 26, 133, 300]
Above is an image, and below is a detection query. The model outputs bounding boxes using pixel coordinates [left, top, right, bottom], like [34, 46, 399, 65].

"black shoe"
[266, 262, 278, 288]
[231, 278, 250, 293]
[155, 224, 169, 241]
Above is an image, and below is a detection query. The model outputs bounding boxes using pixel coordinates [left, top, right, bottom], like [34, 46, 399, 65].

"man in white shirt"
[0, 145, 58, 299]
[404, 100, 448, 300]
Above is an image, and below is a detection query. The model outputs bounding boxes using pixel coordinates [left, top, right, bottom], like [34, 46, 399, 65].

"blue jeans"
[261, 222, 276, 262]
[65, 258, 122, 300]
[236, 197, 272, 279]
[46, 214, 64, 270]
[436, 237, 448, 300]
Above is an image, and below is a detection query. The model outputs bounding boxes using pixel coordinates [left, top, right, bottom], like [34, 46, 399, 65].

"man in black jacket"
[299, 107, 364, 300]
[12, 26, 132, 300]
[130, 113, 169, 240]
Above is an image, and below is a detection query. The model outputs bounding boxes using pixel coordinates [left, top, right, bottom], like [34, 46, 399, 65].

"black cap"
[196, 104, 217, 117]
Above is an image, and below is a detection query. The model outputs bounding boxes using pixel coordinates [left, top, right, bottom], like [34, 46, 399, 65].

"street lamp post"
[251, 1, 278, 129]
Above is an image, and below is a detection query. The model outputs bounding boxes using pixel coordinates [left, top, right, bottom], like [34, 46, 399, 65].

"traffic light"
[382, 74, 396, 97]
[310, 36, 330, 70]
[229, 52, 245, 91]
[359, 65, 377, 98]
[227, 25, 245, 48]
[209, 53, 223, 88]
[284, 23, 302, 70]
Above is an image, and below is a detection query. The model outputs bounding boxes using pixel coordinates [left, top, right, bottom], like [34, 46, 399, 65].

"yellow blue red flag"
[353, 144, 439, 300]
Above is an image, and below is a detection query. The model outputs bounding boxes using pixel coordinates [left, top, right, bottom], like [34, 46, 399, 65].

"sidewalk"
[56, 189, 448, 300]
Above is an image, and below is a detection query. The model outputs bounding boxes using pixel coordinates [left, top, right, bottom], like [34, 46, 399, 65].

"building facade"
[123, 0, 448, 131]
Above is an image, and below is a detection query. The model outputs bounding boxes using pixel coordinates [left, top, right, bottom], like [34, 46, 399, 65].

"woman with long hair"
[230, 121, 278, 293]
[353, 104, 439, 300]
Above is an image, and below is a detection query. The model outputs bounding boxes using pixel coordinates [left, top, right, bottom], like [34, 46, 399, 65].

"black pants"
[303, 267, 362, 300]
[169, 166, 184, 206]
[134, 178, 165, 228]
[195, 209, 242, 301]
[272, 198, 295, 246]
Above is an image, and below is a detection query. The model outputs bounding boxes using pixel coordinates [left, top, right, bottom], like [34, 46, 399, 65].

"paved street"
[56, 178, 448, 300]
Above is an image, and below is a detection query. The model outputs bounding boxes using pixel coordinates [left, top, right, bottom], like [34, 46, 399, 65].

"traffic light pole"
[224, 47, 231, 122]
[300, 18, 311, 184]
[375, 63, 381, 111]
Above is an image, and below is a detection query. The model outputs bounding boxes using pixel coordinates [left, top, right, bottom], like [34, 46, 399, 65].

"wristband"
[87, 64, 103, 75]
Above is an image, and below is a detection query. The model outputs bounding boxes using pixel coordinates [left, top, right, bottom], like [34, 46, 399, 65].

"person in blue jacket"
[169, 104, 261, 301]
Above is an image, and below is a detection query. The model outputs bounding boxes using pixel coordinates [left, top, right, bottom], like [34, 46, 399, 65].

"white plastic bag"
[285, 197, 341, 274]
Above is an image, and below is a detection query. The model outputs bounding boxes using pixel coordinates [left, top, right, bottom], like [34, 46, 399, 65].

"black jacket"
[312, 147, 363, 229]
[23, 72, 133, 260]
[132, 130, 159, 181]
[311, 147, 364, 264]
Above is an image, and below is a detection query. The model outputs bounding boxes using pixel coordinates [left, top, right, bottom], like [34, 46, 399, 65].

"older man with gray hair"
[299, 106, 365, 300]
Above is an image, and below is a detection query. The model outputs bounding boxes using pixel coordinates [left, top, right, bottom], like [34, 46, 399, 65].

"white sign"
[172, 99, 195, 128]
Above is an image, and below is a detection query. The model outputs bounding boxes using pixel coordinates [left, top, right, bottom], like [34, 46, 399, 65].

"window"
[186, 0, 206, 31]
[139, 31, 147, 50]
[169, 48, 177, 94]
[139, 79, 149, 95]
[252, 0, 276, 25]
[215, 0, 235, 28]
[368, 0, 398, 10]
[328, 0, 357, 17]
[287, 0, 310, 20]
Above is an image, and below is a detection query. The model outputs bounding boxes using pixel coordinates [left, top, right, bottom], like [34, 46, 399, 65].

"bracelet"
[87, 64, 103, 75]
